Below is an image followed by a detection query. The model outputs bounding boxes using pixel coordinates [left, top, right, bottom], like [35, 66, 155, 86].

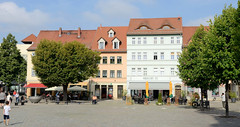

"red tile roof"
[182, 26, 209, 47]
[127, 17, 183, 35]
[91, 26, 128, 52]
[27, 29, 96, 51]
[21, 34, 36, 43]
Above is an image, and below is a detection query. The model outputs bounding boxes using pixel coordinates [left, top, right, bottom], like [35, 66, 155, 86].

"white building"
[127, 17, 183, 99]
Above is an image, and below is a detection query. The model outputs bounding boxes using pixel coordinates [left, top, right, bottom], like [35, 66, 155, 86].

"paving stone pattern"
[0, 100, 239, 127]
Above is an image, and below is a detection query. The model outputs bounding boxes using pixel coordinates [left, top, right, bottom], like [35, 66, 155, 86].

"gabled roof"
[21, 34, 36, 43]
[127, 17, 183, 35]
[27, 29, 96, 51]
[182, 26, 209, 47]
[91, 26, 128, 52]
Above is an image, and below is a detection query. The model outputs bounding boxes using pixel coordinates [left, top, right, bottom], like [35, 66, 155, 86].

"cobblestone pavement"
[0, 100, 239, 127]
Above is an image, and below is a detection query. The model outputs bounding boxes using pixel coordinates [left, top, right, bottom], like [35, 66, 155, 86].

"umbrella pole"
[35, 88, 37, 96]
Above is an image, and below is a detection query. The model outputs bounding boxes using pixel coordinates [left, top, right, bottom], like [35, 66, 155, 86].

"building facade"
[127, 18, 183, 99]
[90, 26, 128, 99]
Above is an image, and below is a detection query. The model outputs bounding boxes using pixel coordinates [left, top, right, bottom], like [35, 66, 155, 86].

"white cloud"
[0, 2, 50, 32]
[186, 16, 214, 26]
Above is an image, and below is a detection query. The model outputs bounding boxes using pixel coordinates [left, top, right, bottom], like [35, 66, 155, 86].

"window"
[32, 52, 35, 56]
[154, 52, 158, 60]
[154, 68, 158, 75]
[113, 42, 119, 49]
[117, 70, 122, 78]
[102, 70, 107, 78]
[171, 68, 175, 75]
[143, 52, 147, 60]
[137, 52, 141, 60]
[177, 52, 181, 59]
[137, 68, 142, 75]
[160, 52, 164, 60]
[162, 26, 171, 29]
[171, 37, 174, 44]
[143, 37, 147, 44]
[110, 70, 115, 78]
[132, 52, 136, 60]
[96, 70, 100, 78]
[160, 37, 164, 44]
[171, 52, 174, 60]
[138, 37, 141, 44]
[31, 68, 36, 77]
[160, 68, 164, 75]
[177, 37, 180, 44]
[140, 26, 148, 30]
[132, 38, 135, 44]
[99, 42, 105, 49]
[132, 68, 136, 75]
[154, 37, 157, 44]
[143, 68, 147, 76]
[103, 56, 107, 64]
[109, 32, 114, 37]
[110, 56, 115, 64]
[117, 56, 122, 64]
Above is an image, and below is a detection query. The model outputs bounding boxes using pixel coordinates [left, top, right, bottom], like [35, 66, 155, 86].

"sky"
[0, 0, 238, 43]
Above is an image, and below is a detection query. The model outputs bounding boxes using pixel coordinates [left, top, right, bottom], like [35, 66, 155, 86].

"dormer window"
[158, 25, 174, 30]
[137, 25, 151, 30]
[113, 42, 119, 49]
[112, 38, 120, 49]
[108, 29, 115, 37]
[162, 26, 171, 29]
[98, 38, 106, 49]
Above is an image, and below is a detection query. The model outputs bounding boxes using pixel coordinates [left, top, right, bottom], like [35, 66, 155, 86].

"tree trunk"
[225, 81, 229, 117]
[201, 87, 204, 110]
[63, 85, 68, 101]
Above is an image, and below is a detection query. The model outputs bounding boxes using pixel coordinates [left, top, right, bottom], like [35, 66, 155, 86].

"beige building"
[90, 26, 128, 99]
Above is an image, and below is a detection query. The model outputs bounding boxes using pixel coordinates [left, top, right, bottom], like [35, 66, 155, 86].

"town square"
[0, 0, 240, 127]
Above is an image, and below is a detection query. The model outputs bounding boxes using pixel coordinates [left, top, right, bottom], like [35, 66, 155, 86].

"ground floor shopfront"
[90, 82, 127, 100]
[127, 81, 183, 99]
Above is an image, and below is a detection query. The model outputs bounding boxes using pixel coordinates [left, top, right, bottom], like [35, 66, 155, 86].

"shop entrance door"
[175, 85, 181, 99]
[153, 90, 159, 99]
[117, 85, 123, 99]
[101, 85, 107, 99]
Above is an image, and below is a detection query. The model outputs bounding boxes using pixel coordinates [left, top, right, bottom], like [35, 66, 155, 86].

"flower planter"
[29, 96, 42, 103]
[231, 98, 236, 103]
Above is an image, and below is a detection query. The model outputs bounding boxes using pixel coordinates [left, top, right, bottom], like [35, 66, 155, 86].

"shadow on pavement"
[178, 103, 240, 127]
[10, 121, 23, 126]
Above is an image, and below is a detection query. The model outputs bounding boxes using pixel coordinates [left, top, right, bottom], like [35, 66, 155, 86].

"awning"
[128, 82, 169, 90]
[24, 83, 47, 88]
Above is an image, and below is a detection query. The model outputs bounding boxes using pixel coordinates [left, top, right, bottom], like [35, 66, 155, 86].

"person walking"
[0, 90, 6, 109]
[3, 101, 11, 126]
[221, 93, 225, 109]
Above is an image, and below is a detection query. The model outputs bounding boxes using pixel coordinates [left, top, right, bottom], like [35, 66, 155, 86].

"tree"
[32, 40, 101, 101]
[178, 26, 219, 108]
[204, 3, 239, 117]
[0, 33, 27, 90]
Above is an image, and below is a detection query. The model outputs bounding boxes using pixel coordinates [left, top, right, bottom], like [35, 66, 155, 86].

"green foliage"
[158, 93, 162, 104]
[181, 90, 186, 98]
[0, 33, 26, 86]
[178, 25, 218, 91]
[32, 40, 101, 100]
[229, 91, 237, 98]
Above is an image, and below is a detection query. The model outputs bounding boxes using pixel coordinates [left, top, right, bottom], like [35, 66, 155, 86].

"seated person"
[92, 95, 97, 104]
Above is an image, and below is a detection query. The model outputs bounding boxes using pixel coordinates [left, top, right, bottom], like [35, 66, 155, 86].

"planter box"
[29, 96, 42, 103]
[231, 98, 236, 103]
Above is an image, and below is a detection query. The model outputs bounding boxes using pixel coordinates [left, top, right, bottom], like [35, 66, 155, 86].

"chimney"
[77, 27, 81, 38]
[59, 27, 62, 37]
